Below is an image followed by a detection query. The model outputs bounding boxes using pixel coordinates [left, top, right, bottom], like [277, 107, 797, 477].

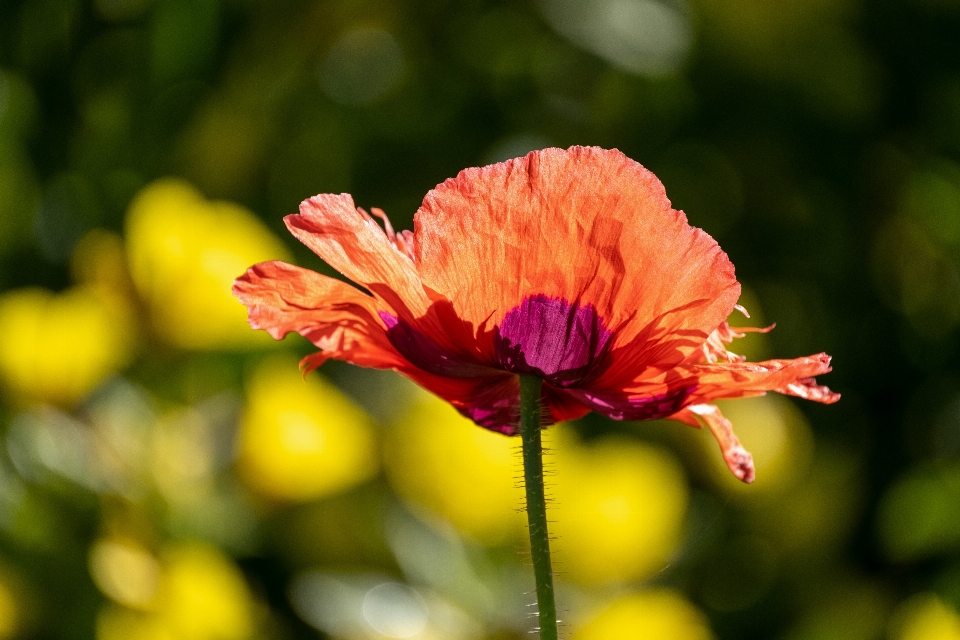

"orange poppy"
[234, 146, 838, 483]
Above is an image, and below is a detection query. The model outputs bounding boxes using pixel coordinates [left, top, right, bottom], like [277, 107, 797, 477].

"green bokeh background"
[1, 0, 960, 638]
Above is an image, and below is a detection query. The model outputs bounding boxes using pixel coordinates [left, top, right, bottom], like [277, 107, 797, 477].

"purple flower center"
[494, 295, 612, 386]
[379, 295, 612, 388]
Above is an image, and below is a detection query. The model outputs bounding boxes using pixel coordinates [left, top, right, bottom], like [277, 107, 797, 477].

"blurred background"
[0, 0, 958, 638]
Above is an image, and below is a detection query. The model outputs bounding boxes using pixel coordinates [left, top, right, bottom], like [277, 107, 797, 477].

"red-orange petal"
[396, 367, 522, 434]
[233, 261, 406, 370]
[543, 384, 593, 423]
[413, 146, 740, 382]
[285, 194, 433, 321]
[564, 353, 837, 424]
[286, 194, 476, 362]
[674, 354, 840, 405]
[671, 404, 756, 483]
[393, 369, 592, 434]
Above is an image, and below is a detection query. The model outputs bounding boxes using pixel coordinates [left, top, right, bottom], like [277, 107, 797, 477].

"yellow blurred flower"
[155, 543, 255, 640]
[238, 358, 379, 502]
[383, 393, 526, 545]
[550, 426, 689, 585]
[891, 593, 960, 640]
[573, 589, 715, 640]
[0, 286, 133, 407]
[125, 178, 289, 349]
[97, 607, 174, 640]
[89, 538, 161, 609]
[0, 571, 22, 640]
[97, 542, 255, 640]
[384, 403, 688, 564]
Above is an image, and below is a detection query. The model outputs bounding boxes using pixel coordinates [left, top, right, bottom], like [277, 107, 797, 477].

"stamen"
[701, 317, 777, 364]
[370, 207, 395, 237]
[399, 229, 415, 258]
[357, 206, 415, 260]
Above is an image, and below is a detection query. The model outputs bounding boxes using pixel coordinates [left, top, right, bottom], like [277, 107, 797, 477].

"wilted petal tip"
[687, 403, 756, 483]
[727, 445, 756, 484]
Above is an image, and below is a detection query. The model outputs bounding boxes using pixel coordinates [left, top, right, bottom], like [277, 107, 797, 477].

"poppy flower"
[234, 146, 838, 483]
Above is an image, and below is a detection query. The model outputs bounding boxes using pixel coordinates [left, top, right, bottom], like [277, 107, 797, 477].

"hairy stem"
[519, 374, 558, 640]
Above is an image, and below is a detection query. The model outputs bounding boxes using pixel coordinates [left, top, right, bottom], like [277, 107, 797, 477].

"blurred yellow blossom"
[0, 286, 133, 407]
[125, 178, 289, 349]
[572, 589, 715, 640]
[238, 358, 379, 502]
[89, 538, 161, 609]
[97, 607, 174, 640]
[891, 593, 960, 640]
[550, 426, 689, 585]
[97, 542, 255, 640]
[384, 393, 526, 546]
[155, 543, 255, 640]
[0, 572, 21, 640]
[384, 403, 688, 564]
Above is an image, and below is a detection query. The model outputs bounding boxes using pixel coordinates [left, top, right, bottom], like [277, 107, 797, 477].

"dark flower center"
[380, 295, 612, 387]
[494, 295, 612, 387]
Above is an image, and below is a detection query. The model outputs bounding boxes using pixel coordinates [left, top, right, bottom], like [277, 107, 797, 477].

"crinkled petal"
[589, 353, 838, 411]
[542, 384, 593, 423]
[233, 260, 406, 370]
[673, 353, 840, 405]
[564, 384, 694, 422]
[286, 194, 433, 322]
[671, 404, 755, 483]
[413, 146, 740, 381]
[390, 371, 592, 435]
[569, 352, 836, 481]
[379, 310, 499, 377]
[235, 262, 531, 431]
[400, 368, 521, 434]
[287, 195, 485, 364]
[778, 375, 840, 403]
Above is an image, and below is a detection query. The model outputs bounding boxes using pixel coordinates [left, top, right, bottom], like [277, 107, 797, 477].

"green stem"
[519, 374, 558, 640]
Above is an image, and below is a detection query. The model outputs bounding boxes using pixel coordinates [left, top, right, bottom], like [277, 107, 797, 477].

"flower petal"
[389, 370, 593, 435]
[567, 352, 836, 432]
[287, 195, 484, 369]
[674, 354, 840, 405]
[413, 146, 740, 380]
[286, 194, 433, 321]
[234, 261, 531, 432]
[543, 385, 598, 423]
[399, 369, 521, 434]
[493, 294, 613, 386]
[379, 310, 497, 377]
[778, 375, 840, 403]
[233, 261, 405, 369]
[565, 385, 694, 422]
[672, 404, 755, 483]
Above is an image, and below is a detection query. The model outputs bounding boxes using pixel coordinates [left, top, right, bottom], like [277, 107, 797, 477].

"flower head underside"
[234, 146, 839, 483]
